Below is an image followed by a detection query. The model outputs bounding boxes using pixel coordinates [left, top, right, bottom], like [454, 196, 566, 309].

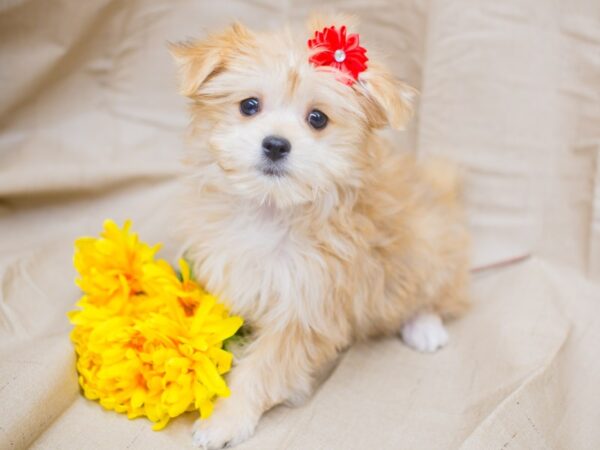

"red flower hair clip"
[308, 25, 368, 86]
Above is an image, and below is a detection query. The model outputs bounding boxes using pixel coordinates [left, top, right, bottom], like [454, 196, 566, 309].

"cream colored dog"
[171, 16, 470, 449]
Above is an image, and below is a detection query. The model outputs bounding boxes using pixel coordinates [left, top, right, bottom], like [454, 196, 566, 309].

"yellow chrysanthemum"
[68, 220, 243, 430]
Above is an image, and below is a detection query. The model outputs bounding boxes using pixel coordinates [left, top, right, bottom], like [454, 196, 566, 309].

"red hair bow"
[308, 25, 368, 86]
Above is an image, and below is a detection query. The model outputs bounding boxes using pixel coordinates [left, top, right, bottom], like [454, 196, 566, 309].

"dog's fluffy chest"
[187, 202, 337, 329]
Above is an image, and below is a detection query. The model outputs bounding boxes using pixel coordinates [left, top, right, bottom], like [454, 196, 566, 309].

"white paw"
[401, 312, 449, 353]
[192, 400, 257, 449]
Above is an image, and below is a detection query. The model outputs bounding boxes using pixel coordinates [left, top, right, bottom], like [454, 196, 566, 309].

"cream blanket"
[1, 1, 599, 448]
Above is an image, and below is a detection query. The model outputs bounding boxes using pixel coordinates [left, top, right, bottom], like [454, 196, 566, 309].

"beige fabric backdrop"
[1, 1, 599, 449]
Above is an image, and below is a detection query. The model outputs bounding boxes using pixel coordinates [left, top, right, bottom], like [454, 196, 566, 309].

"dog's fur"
[171, 16, 470, 449]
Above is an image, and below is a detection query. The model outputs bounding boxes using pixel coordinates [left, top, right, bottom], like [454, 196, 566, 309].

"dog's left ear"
[357, 62, 418, 130]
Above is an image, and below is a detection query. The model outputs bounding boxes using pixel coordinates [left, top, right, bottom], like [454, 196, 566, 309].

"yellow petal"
[131, 388, 146, 409]
[199, 398, 214, 419]
[152, 417, 170, 431]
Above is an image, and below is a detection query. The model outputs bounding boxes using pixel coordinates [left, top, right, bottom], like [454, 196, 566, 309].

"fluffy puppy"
[171, 16, 470, 449]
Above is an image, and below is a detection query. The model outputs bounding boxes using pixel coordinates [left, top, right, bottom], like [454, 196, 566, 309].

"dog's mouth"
[259, 164, 287, 178]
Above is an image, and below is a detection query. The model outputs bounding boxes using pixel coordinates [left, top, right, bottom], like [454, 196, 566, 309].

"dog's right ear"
[169, 40, 222, 97]
[169, 23, 254, 97]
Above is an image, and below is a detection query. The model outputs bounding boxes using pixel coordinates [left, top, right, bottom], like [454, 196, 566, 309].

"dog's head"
[171, 17, 416, 209]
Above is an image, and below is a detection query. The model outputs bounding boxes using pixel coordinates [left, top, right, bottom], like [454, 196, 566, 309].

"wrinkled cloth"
[1, 1, 599, 449]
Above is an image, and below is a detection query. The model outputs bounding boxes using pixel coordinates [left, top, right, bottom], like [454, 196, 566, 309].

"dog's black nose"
[262, 135, 291, 162]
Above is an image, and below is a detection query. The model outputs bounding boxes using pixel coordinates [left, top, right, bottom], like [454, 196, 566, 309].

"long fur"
[171, 18, 470, 449]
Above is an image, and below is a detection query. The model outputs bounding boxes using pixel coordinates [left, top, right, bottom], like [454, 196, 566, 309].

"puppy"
[171, 16, 470, 449]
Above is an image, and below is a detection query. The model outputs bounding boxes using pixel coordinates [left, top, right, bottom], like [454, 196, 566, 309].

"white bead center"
[334, 49, 346, 63]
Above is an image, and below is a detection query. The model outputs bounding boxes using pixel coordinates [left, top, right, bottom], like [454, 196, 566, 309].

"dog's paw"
[401, 312, 448, 353]
[192, 401, 257, 449]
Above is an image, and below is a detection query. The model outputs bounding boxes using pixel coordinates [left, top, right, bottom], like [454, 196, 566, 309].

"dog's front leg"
[192, 325, 339, 449]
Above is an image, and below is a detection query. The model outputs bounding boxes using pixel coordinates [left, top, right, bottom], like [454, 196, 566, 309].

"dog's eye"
[240, 97, 260, 116]
[307, 109, 328, 130]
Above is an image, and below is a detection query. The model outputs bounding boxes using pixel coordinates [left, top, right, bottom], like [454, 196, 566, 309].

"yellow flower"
[69, 220, 243, 430]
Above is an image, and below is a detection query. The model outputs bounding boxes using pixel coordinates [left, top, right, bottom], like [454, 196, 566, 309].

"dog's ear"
[169, 23, 254, 97]
[357, 62, 418, 130]
[306, 15, 416, 129]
